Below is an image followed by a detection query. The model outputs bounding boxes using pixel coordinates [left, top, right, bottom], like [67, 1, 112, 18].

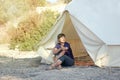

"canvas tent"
[37, 0, 120, 67]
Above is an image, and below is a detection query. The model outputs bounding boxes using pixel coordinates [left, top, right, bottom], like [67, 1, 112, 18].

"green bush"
[9, 10, 59, 51]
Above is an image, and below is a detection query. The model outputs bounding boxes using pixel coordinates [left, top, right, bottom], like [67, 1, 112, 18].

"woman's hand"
[61, 45, 68, 51]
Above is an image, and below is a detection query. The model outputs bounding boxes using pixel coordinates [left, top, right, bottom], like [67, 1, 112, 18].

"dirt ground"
[0, 44, 120, 80]
[0, 56, 120, 80]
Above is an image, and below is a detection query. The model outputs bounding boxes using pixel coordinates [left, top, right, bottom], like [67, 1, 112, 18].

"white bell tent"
[37, 0, 120, 67]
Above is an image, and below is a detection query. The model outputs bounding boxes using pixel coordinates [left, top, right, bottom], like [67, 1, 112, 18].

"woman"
[47, 33, 74, 70]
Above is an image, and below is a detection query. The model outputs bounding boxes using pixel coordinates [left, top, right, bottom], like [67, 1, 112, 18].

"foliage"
[64, 0, 72, 4]
[58, 0, 72, 4]
[0, 0, 46, 24]
[27, 0, 46, 8]
[0, 0, 60, 51]
[9, 10, 59, 51]
[0, 2, 8, 24]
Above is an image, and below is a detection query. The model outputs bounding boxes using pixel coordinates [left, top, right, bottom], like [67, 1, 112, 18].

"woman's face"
[59, 36, 66, 43]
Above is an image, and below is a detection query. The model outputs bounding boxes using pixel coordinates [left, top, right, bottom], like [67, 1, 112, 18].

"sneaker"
[57, 65, 62, 70]
[45, 66, 55, 70]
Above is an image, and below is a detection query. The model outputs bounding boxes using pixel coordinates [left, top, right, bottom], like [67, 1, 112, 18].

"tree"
[58, 0, 72, 4]
[26, 0, 46, 8]
[64, 0, 72, 3]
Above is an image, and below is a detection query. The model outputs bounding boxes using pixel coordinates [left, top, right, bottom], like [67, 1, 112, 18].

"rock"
[28, 56, 42, 67]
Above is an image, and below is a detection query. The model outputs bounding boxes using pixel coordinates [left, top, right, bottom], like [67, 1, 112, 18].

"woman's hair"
[57, 33, 65, 40]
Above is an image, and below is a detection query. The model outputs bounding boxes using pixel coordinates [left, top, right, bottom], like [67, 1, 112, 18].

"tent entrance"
[62, 12, 94, 66]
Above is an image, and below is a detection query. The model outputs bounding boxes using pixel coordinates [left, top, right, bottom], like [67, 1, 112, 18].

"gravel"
[0, 57, 120, 80]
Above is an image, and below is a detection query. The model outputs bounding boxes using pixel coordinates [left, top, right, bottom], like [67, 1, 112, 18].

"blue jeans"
[59, 55, 74, 66]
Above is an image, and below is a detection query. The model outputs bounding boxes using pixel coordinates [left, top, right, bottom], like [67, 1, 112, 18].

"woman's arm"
[55, 46, 68, 59]
[52, 48, 62, 55]
[56, 50, 66, 59]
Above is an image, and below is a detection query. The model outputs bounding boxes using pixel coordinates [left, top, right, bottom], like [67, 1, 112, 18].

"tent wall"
[69, 13, 108, 66]
[107, 46, 120, 66]
[66, 0, 120, 45]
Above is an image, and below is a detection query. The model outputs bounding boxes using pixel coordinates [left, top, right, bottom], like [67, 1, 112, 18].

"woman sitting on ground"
[47, 33, 74, 70]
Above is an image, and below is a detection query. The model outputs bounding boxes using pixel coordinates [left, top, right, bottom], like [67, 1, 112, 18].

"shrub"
[9, 10, 59, 51]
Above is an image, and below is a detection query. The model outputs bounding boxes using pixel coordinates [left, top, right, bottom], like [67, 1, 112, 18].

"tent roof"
[65, 0, 120, 45]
